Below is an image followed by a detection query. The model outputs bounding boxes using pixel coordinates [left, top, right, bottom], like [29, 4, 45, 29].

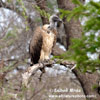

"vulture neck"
[42, 26, 57, 36]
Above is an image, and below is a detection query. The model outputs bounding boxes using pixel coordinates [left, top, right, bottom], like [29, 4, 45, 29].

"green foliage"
[47, 0, 57, 14]
[60, 0, 100, 72]
[4, 31, 17, 40]
[7, 0, 12, 3]
[34, 0, 57, 19]
[34, 5, 50, 20]
[15, 0, 29, 31]
[60, 2, 85, 21]
[47, 1, 54, 12]
[72, 0, 83, 6]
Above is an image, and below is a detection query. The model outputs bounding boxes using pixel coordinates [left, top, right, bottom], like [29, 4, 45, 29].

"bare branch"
[22, 60, 75, 87]
[22, 60, 54, 87]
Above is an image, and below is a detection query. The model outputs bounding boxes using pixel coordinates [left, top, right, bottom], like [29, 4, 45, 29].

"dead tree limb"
[22, 60, 74, 87]
[22, 60, 55, 87]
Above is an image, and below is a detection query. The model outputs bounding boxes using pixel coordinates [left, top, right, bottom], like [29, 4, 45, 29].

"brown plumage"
[29, 14, 62, 65]
[29, 24, 57, 65]
[29, 26, 43, 64]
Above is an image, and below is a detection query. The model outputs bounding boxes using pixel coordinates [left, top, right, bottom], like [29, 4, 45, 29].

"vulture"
[29, 14, 62, 65]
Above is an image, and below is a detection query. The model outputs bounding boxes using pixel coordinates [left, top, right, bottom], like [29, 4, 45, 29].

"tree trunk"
[57, 0, 82, 49]
[57, 0, 100, 100]
[72, 69, 100, 100]
[35, 0, 48, 24]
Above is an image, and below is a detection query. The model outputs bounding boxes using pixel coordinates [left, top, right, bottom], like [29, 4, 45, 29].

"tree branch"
[22, 60, 74, 87]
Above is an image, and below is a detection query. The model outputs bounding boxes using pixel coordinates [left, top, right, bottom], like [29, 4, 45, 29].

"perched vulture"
[29, 14, 62, 65]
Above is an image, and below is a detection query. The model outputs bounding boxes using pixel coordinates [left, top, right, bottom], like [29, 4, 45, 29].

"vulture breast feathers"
[29, 24, 57, 65]
[29, 14, 62, 65]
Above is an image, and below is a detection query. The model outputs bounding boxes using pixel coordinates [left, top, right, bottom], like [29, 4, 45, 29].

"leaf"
[90, 1, 100, 9]
[71, 0, 82, 5]
[67, 13, 74, 22]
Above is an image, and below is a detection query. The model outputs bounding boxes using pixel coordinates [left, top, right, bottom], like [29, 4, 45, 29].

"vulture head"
[49, 14, 63, 30]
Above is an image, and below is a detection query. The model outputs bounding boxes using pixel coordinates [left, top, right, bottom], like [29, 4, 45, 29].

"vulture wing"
[29, 27, 43, 65]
